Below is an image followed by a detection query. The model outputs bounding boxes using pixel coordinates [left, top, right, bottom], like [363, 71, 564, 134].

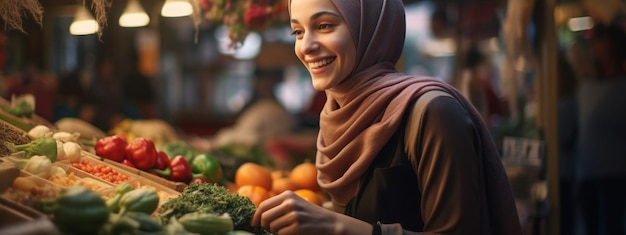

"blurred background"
[1, 0, 625, 234]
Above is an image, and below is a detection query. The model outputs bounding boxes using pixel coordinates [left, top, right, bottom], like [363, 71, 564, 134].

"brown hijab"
[313, 0, 440, 208]
[291, 0, 520, 233]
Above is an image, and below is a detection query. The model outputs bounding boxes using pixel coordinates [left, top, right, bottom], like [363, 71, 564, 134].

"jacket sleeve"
[384, 95, 483, 235]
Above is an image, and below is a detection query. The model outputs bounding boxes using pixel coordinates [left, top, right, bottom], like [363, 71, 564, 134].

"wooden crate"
[0, 120, 33, 157]
[80, 151, 187, 193]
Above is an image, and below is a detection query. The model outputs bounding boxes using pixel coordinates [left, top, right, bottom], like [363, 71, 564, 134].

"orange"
[289, 161, 320, 191]
[271, 177, 299, 195]
[223, 180, 239, 194]
[294, 189, 322, 206]
[237, 184, 272, 207]
[235, 162, 273, 191]
[271, 170, 290, 180]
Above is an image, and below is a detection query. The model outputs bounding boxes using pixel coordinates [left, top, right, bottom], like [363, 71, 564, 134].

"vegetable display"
[159, 141, 196, 163]
[152, 155, 193, 183]
[191, 153, 224, 184]
[154, 150, 171, 170]
[5, 136, 57, 162]
[117, 188, 160, 216]
[158, 183, 266, 233]
[71, 159, 131, 184]
[3, 94, 35, 117]
[125, 137, 158, 170]
[178, 212, 234, 235]
[106, 182, 135, 213]
[94, 135, 128, 162]
[40, 186, 110, 235]
[61, 141, 82, 163]
[22, 155, 52, 178]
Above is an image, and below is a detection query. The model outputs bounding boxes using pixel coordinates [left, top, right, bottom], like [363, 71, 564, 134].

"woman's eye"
[291, 30, 303, 36]
[319, 24, 333, 30]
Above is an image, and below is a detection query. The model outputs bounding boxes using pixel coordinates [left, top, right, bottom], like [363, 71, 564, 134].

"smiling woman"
[289, 0, 356, 91]
[250, 0, 522, 234]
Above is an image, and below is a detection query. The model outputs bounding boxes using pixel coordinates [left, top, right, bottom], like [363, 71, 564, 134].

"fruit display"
[0, 111, 329, 235]
[231, 161, 329, 209]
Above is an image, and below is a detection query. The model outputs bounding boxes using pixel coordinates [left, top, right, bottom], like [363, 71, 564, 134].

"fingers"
[267, 210, 298, 234]
[251, 190, 295, 226]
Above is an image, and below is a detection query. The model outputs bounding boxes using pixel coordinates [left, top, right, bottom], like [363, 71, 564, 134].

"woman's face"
[290, 0, 357, 91]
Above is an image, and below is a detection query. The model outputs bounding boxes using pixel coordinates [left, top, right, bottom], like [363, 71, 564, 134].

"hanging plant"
[197, 0, 289, 48]
[0, 0, 43, 33]
[0, 0, 111, 39]
[90, 0, 113, 39]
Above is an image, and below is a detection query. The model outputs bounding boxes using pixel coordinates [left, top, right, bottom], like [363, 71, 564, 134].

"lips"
[308, 57, 336, 69]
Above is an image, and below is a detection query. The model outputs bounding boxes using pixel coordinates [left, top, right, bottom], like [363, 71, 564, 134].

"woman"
[251, 0, 522, 234]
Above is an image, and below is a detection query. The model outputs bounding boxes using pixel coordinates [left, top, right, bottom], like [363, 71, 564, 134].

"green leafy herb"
[158, 183, 271, 234]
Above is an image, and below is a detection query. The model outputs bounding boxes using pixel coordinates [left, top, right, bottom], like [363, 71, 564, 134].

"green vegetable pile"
[3, 96, 35, 117]
[38, 185, 259, 235]
[158, 183, 270, 234]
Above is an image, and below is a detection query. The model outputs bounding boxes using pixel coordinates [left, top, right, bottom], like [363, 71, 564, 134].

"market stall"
[0, 89, 330, 234]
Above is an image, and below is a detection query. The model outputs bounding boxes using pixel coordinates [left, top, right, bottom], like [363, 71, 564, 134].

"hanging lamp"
[69, 5, 98, 35]
[119, 0, 150, 27]
[161, 0, 192, 17]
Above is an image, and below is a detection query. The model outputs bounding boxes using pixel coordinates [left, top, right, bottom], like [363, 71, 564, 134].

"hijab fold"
[316, 63, 454, 206]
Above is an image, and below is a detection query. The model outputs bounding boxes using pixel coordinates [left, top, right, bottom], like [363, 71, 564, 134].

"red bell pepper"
[154, 151, 171, 170]
[94, 135, 128, 162]
[122, 159, 135, 168]
[152, 155, 192, 183]
[125, 137, 157, 170]
[189, 176, 208, 184]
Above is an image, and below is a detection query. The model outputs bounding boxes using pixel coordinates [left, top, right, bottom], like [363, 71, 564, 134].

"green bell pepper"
[191, 153, 224, 184]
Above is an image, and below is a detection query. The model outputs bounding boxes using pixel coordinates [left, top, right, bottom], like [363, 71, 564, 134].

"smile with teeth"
[309, 58, 336, 69]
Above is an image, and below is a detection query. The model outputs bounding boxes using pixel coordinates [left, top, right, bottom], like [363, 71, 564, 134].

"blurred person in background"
[190, 68, 296, 152]
[575, 21, 626, 235]
[121, 60, 159, 120]
[53, 71, 95, 123]
[264, 90, 326, 170]
[87, 57, 124, 132]
[459, 44, 509, 132]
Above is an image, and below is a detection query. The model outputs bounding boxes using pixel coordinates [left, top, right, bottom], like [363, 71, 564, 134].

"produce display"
[94, 134, 224, 186]
[71, 159, 132, 184]
[0, 103, 330, 235]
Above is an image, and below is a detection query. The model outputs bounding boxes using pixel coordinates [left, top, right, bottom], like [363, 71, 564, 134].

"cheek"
[329, 33, 355, 60]
[294, 44, 305, 65]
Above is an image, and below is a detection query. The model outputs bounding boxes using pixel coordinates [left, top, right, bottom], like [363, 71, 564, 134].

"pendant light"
[119, 0, 150, 27]
[70, 5, 98, 35]
[161, 0, 192, 17]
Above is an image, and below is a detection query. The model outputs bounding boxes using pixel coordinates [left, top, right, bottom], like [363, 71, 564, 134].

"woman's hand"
[254, 190, 375, 235]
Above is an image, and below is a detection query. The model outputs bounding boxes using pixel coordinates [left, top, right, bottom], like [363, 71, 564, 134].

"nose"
[299, 33, 319, 55]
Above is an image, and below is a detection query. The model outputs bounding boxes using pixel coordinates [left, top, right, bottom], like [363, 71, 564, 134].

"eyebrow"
[290, 11, 341, 24]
